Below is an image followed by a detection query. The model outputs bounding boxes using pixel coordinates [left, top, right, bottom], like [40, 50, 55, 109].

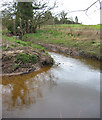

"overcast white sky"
[51, 0, 101, 25]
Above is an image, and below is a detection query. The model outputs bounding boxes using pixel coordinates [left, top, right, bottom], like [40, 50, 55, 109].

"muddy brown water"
[2, 52, 101, 118]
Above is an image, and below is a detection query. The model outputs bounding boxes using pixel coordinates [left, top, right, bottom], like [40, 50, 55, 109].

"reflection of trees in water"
[2, 69, 57, 110]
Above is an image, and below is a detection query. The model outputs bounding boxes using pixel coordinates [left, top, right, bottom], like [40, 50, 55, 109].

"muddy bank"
[2, 46, 53, 76]
[39, 43, 100, 60]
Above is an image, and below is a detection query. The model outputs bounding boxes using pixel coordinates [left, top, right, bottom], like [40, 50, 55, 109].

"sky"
[0, 0, 101, 25]
[51, 0, 101, 25]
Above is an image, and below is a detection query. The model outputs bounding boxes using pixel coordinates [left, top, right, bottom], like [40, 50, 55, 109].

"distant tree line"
[54, 11, 79, 25]
[2, 1, 80, 39]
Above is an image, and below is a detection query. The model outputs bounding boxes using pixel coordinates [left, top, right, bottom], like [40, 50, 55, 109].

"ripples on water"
[2, 52, 100, 118]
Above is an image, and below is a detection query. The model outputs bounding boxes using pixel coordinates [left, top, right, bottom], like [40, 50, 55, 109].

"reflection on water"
[2, 67, 57, 110]
[2, 52, 100, 118]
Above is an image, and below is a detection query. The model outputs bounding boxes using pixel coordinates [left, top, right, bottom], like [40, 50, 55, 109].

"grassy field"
[22, 24, 101, 59]
[2, 35, 45, 51]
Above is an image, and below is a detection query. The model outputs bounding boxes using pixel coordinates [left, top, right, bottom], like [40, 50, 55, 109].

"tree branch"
[67, 0, 101, 14]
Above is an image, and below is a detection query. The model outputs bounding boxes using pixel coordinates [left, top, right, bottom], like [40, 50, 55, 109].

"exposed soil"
[2, 46, 53, 76]
[39, 43, 100, 60]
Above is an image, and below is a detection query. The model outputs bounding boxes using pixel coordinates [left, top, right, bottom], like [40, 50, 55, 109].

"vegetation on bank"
[22, 24, 101, 60]
[2, 35, 53, 75]
[2, 35, 45, 50]
[1, 23, 101, 75]
[2, 1, 101, 61]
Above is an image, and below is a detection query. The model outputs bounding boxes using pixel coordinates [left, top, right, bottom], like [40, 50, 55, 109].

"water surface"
[2, 52, 100, 118]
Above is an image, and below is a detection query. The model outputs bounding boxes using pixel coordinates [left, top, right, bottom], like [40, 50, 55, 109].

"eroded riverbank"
[2, 36, 54, 76]
[2, 51, 100, 118]
[39, 43, 101, 60]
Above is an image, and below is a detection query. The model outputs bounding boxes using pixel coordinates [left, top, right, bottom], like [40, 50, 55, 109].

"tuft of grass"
[15, 40, 27, 46]
[31, 44, 44, 50]
[15, 53, 38, 64]
[14, 63, 19, 69]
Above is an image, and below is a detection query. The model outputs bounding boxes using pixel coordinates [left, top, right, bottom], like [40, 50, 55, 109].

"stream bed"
[2, 52, 101, 118]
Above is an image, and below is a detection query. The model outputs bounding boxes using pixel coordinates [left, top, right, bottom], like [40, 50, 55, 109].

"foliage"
[41, 11, 54, 25]
[59, 11, 68, 24]
[55, 11, 76, 24]
[15, 2, 33, 34]
[54, 17, 60, 24]
[2, 1, 78, 36]
[2, 1, 56, 37]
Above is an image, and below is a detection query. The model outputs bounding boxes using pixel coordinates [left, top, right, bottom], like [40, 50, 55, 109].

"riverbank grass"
[2, 35, 54, 75]
[22, 24, 101, 60]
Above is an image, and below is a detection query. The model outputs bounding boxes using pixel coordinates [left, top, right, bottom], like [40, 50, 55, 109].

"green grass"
[22, 24, 100, 59]
[14, 63, 19, 69]
[15, 53, 38, 64]
[43, 24, 101, 30]
[2, 35, 45, 50]
[2, 34, 51, 60]
[84, 25, 101, 30]
[2, 24, 100, 59]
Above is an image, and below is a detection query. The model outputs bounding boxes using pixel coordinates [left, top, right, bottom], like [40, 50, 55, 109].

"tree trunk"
[33, 26, 37, 33]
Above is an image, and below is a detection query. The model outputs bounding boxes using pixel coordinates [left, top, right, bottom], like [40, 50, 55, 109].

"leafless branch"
[67, 0, 101, 14]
